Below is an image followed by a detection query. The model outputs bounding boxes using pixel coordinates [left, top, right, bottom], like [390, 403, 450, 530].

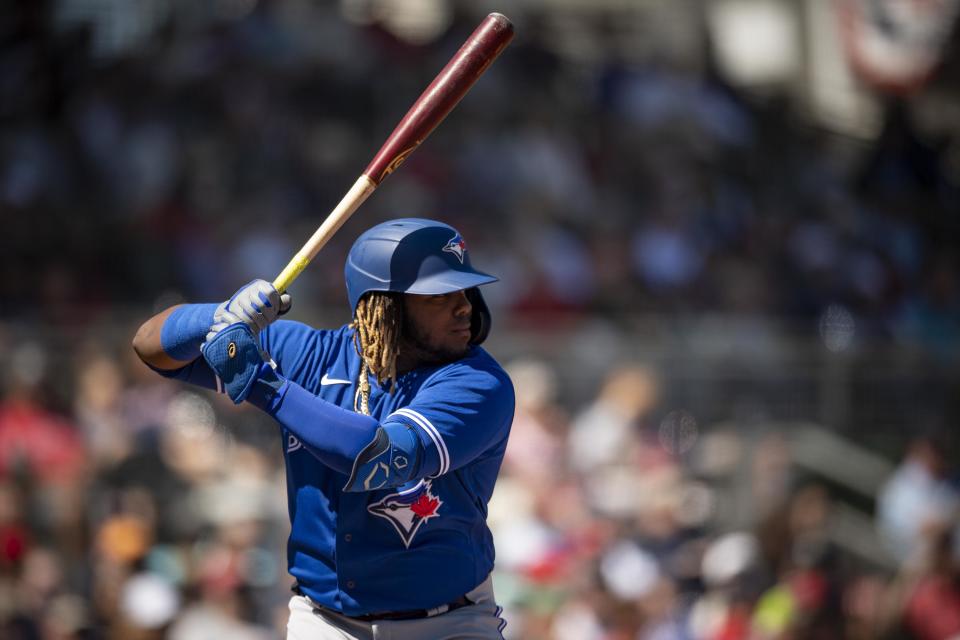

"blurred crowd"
[0, 336, 291, 639]
[2, 0, 960, 639]
[1, 338, 958, 639]
[1, 1, 958, 350]
[493, 360, 960, 639]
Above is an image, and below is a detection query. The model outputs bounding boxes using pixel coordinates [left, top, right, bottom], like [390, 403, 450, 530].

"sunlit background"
[2, 0, 959, 638]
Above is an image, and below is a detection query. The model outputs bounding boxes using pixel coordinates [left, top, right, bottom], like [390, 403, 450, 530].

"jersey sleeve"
[149, 358, 219, 391]
[259, 320, 341, 388]
[384, 359, 515, 477]
[152, 320, 338, 395]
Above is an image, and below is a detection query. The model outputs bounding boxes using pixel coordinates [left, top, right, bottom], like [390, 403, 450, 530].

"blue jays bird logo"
[442, 233, 467, 263]
[368, 481, 442, 548]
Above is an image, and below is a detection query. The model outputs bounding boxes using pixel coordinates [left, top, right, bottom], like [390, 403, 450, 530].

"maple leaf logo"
[410, 493, 440, 518]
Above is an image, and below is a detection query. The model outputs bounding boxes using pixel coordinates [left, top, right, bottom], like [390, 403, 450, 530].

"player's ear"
[466, 288, 491, 345]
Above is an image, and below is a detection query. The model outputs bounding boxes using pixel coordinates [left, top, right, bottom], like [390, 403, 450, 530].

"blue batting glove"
[207, 280, 292, 342]
[202, 322, 273, 404]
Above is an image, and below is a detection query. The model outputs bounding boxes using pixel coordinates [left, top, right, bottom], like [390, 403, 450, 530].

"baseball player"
[132, 218, 514, 639]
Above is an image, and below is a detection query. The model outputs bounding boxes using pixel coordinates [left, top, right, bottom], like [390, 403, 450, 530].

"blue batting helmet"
[345, 218, 497, 344]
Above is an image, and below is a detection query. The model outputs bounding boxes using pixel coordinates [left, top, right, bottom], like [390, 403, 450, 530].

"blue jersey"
[170, 320, 515, 615]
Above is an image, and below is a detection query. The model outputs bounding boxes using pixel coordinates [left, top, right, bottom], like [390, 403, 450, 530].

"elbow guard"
[344, 422, 423, 492]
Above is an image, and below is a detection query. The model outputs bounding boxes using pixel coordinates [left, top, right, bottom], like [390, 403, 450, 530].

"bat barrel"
[272, 13, 513, 294]
[363, 13, 514, 184]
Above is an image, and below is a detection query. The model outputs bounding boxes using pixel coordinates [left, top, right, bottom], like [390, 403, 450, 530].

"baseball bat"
[272, 12, 515, 293]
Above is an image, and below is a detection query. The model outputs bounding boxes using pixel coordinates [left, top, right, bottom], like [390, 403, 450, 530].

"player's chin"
[441, 331, 472, 358]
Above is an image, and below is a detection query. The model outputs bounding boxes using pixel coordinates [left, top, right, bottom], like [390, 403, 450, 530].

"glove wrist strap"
[246, 364, 285, 412]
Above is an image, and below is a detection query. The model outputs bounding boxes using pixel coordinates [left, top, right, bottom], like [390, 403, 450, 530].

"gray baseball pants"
[286, 574, 506, 640]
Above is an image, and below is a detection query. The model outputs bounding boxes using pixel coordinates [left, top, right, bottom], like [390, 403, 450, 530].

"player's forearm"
[132, 303, 217, 371]
[250, 378, 381, 476]
[249, 377, 439, 491]
[195, 309, 434, 487]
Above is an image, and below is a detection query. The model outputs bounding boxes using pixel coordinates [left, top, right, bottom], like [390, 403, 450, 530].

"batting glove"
[207, 280, 292, 343]
[202, 322, 278, 404]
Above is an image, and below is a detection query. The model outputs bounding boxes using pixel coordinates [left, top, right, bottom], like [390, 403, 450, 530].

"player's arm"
[252, 374, 443, 490]
[197, 319, 389, 478]
[334, 365, 515, 491]
[133, 304, 215, 370]
[374, 365, 515, 480]
[201, 324, 513, 491]
[132, 279, 290, 376]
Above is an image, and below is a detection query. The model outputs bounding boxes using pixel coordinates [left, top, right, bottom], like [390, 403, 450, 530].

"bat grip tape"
[273, 254, 311, 293]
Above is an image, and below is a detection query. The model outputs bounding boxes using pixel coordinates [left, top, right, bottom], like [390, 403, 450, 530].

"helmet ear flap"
[466, 288, 492, 345]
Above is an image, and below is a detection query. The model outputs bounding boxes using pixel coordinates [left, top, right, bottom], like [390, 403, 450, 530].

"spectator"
[877, 433, 960, 568]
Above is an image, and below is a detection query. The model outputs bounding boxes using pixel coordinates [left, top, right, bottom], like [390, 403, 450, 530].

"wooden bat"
[272, 12, 515, 293]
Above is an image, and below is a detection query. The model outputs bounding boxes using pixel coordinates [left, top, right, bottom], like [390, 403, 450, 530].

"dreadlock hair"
[350, 291, 404, 415]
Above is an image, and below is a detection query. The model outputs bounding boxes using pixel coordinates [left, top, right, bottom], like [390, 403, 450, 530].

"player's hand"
[202, 322, 273, 404]
[208, 280, 292, 342]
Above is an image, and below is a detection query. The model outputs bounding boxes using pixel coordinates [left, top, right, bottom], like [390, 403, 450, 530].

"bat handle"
[272, 175, 378, 293]
[273, 253, 312, 294]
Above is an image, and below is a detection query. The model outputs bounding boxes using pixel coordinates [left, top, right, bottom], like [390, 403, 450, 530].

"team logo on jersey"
[442, 233, 467, 263]
[368, 481, 442, 548]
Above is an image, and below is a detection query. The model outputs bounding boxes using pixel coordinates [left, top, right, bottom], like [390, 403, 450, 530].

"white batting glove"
[207, 279, 292, 342]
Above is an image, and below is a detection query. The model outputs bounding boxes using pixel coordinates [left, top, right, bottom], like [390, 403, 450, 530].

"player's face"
[401, 290, 473, 366]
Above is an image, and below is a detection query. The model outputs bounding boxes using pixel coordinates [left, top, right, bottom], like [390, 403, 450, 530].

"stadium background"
[1, 0, 959, 638]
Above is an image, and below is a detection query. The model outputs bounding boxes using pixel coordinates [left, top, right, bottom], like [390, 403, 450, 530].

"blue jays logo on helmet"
[442, 233, 467, 264]
[368, 480, 443, 548]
